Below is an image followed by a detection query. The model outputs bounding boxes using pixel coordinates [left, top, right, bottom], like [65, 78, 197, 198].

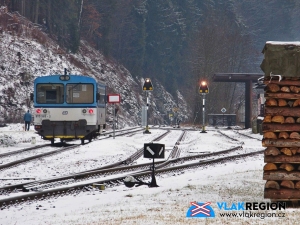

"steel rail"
[0, 127, 144, 171]
[0, 144, 50, 158]
[233, 130, 262, 141]
[0, 146, 242, 194]
[0, 130, 171, 193]
[0, 148, 263, 209]
[0, 144, 79, 171]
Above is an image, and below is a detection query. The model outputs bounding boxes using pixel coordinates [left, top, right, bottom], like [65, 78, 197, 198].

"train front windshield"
[66, 84, 94, 103]
[37, 84, 64, 104]
[36, 83, 94, 104]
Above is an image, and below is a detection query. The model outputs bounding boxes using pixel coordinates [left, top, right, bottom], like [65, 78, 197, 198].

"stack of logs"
[263, 77, 300, 199]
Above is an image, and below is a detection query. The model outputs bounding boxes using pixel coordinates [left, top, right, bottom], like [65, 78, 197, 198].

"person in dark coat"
[23, 110, 32, 131]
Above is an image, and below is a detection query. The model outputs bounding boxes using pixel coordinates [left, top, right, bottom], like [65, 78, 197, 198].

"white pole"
[201, 94, 206, 133]
[113, 103, 115, 139]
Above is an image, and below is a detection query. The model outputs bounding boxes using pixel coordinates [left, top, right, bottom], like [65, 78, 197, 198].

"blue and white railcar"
[32, 74, 106, 145]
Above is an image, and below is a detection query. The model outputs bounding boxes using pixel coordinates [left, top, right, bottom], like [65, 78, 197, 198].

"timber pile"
[261, 41, 300, 200]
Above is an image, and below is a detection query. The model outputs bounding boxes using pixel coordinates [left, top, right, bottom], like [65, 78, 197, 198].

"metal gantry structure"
[212, 73, 263, 129]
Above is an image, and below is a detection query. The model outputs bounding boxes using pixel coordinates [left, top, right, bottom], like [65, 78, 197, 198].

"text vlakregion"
[217, 202, 285, 211]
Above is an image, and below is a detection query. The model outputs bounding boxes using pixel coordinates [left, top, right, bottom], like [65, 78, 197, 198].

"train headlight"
[36, 109, 41, 114]
[88, 109, 94, 114]
[43, 109, 47, 113]
[82, 109, 87, 114]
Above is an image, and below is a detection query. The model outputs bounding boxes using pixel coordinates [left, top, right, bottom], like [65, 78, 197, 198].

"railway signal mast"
[199, 81, 209, 133]
[142, 78, 153, 134]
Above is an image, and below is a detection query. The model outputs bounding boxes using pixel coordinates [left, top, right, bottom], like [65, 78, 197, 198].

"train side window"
[98, 86, 106, 104]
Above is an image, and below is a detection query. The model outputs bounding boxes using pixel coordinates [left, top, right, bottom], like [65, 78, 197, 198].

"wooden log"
[279, 132, 289, 139]
[265, 83, 280, 92]
[281, 180, 295, 189]
[280, 148, 292, 156]
[265, 181, 280, 189]
[293, 99, 300, 107]
[281, 86, 291, 92]
[290, 132, 300, 139]
[265, 92, 300, 99]
[290, 86, 300, 93]
[297, 118, 300, 123]
[264, 79, 300, 86]
[263, 115, 272, 123]
[265, 107, 300, 117]
[264, 188, 300, 199]
[266, 98, 277, 106]
[264, 147, 280, 156]
[295, 181, 300, 189]
[262, 123, 300, 132]
[271, 115, 285, 123]
[291, 147, 298, 155]
[264, 171, 300, 180]
[285, 117, 295, 123]
[279, 163, 295, 172]
[264, 132, 277, 139]
[265, 154, 300, 163]
[263, 138, 300, 147]
[264, 163, 278, 171]
[278, 99, 288, 106]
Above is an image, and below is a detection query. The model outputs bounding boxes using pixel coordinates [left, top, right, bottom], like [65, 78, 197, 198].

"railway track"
[233, 130, 262, 141]
[0, 145, 263, 209]
[0, 127, 263, 209]
[0, 127, 144, 171]
[0, 129, 172, 195]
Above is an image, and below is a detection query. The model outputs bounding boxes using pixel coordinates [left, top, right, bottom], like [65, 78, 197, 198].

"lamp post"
[199, 81, 209, 133]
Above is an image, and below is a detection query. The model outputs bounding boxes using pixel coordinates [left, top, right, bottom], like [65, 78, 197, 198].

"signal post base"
[144, 126, 151, 134]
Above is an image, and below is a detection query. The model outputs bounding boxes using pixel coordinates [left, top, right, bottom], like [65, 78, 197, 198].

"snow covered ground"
[0, 124, 298, 225]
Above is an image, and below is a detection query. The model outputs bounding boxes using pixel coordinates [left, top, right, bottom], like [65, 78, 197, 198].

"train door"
[97, 84, 106, 129]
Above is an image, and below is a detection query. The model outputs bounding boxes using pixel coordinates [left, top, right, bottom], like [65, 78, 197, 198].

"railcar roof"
[34, 75, 105, 85]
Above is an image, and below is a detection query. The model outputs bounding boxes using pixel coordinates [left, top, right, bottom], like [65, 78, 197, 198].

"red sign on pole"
[107, 94, 121, 103]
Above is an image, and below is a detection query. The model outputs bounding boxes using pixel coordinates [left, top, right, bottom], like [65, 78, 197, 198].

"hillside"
[0, 7, 191, 127]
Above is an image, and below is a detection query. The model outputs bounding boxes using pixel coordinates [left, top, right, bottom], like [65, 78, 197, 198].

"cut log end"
[271, 116, 285, 124]
[279, 163, 295, 172]
[264, 163, 278, 171]
[264, 132, 277, 139]
[280, 148, 292, 156]
[265, 180, 280, 189]
[265, 147, 280, 156]
[281, 180, 295, 189]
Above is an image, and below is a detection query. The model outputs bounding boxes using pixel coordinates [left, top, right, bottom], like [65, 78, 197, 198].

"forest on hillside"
[1, 0, 300, 122]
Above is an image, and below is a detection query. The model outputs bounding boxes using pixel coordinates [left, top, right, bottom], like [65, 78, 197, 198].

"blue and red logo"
[186, 202, 215, 218]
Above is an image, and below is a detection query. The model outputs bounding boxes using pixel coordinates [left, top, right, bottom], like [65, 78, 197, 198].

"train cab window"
[66, 84, 94, 103]
[98, 86, 106, 104]
[36, 84, 64, 104]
